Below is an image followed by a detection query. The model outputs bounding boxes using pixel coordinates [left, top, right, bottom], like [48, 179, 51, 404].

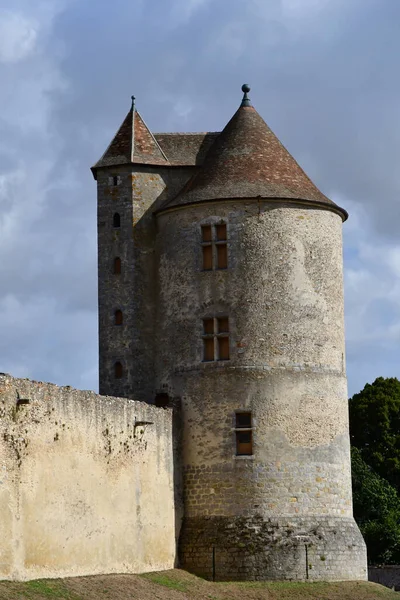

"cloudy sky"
[0, 0, 399, 397]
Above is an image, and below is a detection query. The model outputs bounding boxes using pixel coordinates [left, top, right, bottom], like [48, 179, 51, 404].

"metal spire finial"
[240, 84, 251, 107]
[131, 95, 136, 111]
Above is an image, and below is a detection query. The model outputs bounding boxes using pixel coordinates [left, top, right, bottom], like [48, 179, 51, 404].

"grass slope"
[0, 570, 395, 600]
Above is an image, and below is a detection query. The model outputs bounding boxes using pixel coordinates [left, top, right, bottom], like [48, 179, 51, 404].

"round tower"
[155, 85, 367, 581]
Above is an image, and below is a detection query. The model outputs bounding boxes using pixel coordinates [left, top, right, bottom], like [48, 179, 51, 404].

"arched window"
[114, 362, 123, 379]
[114, 257, 121, 274]
[113, 213, 121, 228]
[115, 309, 123, 325]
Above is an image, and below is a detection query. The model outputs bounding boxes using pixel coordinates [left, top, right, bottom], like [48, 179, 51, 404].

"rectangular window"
[201, 225, 212, 242]
[202, 245, 213, 270]
[215, 223, 227, 241]
[236, 412, 252, 428]
[235, 412, 253, 456]
[203, 338, 214, 361]
[217, 244, 228, 269]
[201, 222, 228, 270]
[218, 336, 230, 360]
[236, 431, 253, 455]
[202, 317, 230, 361]
[217, 317, 229, 334]
[203, 318, 214, 334]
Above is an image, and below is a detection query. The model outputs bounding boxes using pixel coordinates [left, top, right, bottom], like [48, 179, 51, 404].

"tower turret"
[154, 85, 366, 580]
[92, 98, 170, 401]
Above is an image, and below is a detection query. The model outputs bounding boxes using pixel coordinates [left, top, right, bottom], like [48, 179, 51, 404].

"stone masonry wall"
[97, 164, 193, 403]
[156, 200, 367, 580]
[180, 516, 366, 581]
[0, 374, 176, 581]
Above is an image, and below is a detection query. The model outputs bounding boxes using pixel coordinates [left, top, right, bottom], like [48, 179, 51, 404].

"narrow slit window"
[113, 175, 118, 186]
[114, 362, 123, 379]
[201, 222, 228, 270]
[113, 213, 121, 228]
[202, 317, 230, 362]
[114, 257, 121, 274]
[115, 309, 123, 325]
[235, 412, 253, 456]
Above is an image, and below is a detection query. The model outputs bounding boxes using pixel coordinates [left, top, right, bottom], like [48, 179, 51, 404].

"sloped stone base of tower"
[179, 516, 367, 581]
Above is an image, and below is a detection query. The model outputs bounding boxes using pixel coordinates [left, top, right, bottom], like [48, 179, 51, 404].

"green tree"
[351, 447, 400, 564]
[349, 377, 400, 491]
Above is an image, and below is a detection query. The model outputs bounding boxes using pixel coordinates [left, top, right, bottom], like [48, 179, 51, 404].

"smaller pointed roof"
[161, 85, 346, 220]
[92, 97, 169, 172]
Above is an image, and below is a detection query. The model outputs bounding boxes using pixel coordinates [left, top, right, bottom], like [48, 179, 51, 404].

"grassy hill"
[0, 569, 395, 600]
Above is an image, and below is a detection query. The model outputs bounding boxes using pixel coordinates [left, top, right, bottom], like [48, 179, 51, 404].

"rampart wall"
[0, 374, 176, 581]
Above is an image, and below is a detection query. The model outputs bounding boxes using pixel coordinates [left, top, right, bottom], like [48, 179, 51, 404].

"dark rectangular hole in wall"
[16, 398, 30, 408]
[155, 393, 170, 408]
[236, 412, 252, 428]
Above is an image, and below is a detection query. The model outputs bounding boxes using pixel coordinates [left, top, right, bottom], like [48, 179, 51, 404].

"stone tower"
[91, 85, 367, 581]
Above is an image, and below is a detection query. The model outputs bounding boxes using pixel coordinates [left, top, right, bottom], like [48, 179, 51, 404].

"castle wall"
[155, 201, 367, 580]
[97, 164, 193, 402]
[0, 374, 176, 581]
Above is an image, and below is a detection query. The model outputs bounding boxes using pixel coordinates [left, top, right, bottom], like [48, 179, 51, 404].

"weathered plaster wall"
[156, 201, 367, 580]
[0, 374, 175, 581]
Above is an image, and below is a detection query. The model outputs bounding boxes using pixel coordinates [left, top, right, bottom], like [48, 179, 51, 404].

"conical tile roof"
[92, 102, 168, 170]
[162, 91, 346, 219]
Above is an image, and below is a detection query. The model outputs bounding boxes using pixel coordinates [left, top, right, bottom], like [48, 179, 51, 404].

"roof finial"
[131, 95, 136, 111]
[240, 84, 251, 107]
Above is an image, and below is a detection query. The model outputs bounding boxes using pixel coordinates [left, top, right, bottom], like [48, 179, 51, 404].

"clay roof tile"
[161, 94, 346, 219]
[92, 103, 169, 170]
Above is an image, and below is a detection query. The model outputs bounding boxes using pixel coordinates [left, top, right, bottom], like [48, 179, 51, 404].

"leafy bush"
[350, 377, 400, 492]
[351, 446, 400, 563]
